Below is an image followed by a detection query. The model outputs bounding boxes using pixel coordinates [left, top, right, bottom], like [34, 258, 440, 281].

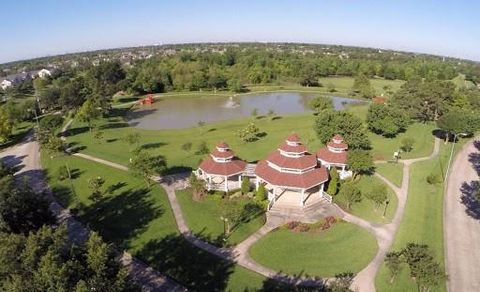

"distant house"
[0, 72, 34, 90]
[1, 79, 13, 90]
[37, 69, 52, 78]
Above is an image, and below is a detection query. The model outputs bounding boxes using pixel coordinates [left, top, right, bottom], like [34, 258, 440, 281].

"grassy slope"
[113, 77, 404, 107]
[176, 189, 265, 245]
[375, 140, 467, 291]
[41, 152, 267, 291]
[334, 175, 398, 224]
[249, 222, 378, 277]
[66, 105, 434, 173]
[375, 162, 404, 187]
[369, 123, 436, 161]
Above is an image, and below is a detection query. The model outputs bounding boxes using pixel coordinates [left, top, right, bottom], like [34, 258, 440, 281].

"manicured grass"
[40, 152, 179, 251]
[334, 175, 398, 223]
[375, 162, 404, 187]
[0, 121, 34, 149]
[375, 140, 467, 292]
[249, 221, 378, 277]
[176, 189, 265, 246]
[369, 122, 436, 160]
[41, 152, 268, 290]
[66, 109, 325, 170]
[66, 104, 433, 176]
[318, 76, 404, 96]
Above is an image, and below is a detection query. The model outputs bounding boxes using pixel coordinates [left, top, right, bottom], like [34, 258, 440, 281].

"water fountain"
[223, 95, 239, 108]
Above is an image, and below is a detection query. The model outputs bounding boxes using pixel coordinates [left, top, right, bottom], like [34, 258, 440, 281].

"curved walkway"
[62, 118, 444, 291]
[444, 138, 480, 292]
[351, 137, 440, 291]
[0, 132, 185, 292]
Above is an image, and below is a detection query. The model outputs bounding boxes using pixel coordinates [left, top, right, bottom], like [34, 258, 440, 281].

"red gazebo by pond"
[254, 133, 329, 207]
[195, 142, 247, 192]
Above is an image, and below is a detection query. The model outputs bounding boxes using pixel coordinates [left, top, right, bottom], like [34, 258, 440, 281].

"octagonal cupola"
[327, 134, 348, 153]
[211, 142, 235, 163]
[279, 133, 307, 158]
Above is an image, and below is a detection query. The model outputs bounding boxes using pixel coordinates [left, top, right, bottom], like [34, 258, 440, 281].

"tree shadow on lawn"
[0, 154, 27, 173]
[80, 187, 164, 249]
[66, 142, 87, 153]
[98, 122, 130, 130]
[65, 126, 90, 137]
[136, 233, 236, 291]
[469, 140, 480, 176]
[260, 271, 330, 291]
[140, 142, 167, 150]
[460, 180, 480, 220]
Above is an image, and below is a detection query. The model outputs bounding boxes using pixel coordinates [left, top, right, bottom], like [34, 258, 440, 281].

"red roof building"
[196, 142, 247, 192]
[255, 134, 329, 207]
[316, 134, 349, 172]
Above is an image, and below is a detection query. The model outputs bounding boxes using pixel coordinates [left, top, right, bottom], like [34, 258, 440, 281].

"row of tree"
[0, 160, 136, 291]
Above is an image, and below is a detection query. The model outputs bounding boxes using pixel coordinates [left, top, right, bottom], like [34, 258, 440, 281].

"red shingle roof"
[286, 133, 300, 143]
[211, 149, 234, 159]
[316, 147, 348, 165]
[255, 160, 328, 189]
[266, 151, 317, 170]
[199, 157, 246, 176]
[216, 142, 230, 149]
[333, 134, 344, 141]
[327, 141, 348, 150]
[278, 142, 307, 154]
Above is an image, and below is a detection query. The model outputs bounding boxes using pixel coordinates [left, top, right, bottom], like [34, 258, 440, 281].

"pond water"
[127, 92, 364, 130]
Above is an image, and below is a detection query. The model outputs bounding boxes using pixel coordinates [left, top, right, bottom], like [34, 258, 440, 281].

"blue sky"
[1, 0, 479, 63]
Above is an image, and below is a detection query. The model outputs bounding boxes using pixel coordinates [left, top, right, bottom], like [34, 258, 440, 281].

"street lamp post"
[444, 132, 467, 184]
[220, 216, 229, 241]
[383, 200, 390, 217]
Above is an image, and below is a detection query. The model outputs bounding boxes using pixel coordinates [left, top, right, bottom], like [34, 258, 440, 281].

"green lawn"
[176, 189, 265, 246]
[0, 121, 34, 149]
[334, 175, 398, 223]
[318, 76, 404, 96]
[375, 140, 468, 292]
[41, 152, 268, 291]
[65, 103, 433, 175]
[249, 221, 378, 277]
[375, 162, 404, 187]
[369, 122, 436, 161]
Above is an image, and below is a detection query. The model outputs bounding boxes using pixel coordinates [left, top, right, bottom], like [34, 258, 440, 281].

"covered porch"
[194, 169, 243, 192]
[256, 180, 332, 210]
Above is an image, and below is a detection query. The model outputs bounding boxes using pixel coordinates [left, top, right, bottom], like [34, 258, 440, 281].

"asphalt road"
[445, 139, 480, 292]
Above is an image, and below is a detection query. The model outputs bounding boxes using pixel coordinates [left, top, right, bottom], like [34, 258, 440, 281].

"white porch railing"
[321, 191, 333, 204]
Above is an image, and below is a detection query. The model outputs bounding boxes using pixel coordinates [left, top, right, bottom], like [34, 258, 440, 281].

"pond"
[127, 92, 365, 130]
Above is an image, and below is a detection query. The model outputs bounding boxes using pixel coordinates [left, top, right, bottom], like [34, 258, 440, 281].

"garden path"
[61, 119, 445, 291]
[0, 131, 185, 292]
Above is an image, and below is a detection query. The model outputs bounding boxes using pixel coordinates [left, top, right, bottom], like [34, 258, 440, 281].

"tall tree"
[314, 110, 371, 150]
[352, 74, 375, 98]
[347, 150, 374, 179]
[309, 96, 334, 114]
[338, 181, 362, 210]
[76, 96, 101, 131]
[327, 168, 339, 196]
[366, 103, 410, 137]
[129, 150, 167, 188]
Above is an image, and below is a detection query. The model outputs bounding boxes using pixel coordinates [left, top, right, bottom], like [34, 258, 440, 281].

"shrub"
[255, 183, 267, 202]
[401, 137, 415, 152]
[426, 173, 441, 185]
[57, 165, 69, 180]
[195, 141, 209, 155]
[285, 221, 300, 230]
[181, 142, 192, 152]
[241, 177, 250, 194]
